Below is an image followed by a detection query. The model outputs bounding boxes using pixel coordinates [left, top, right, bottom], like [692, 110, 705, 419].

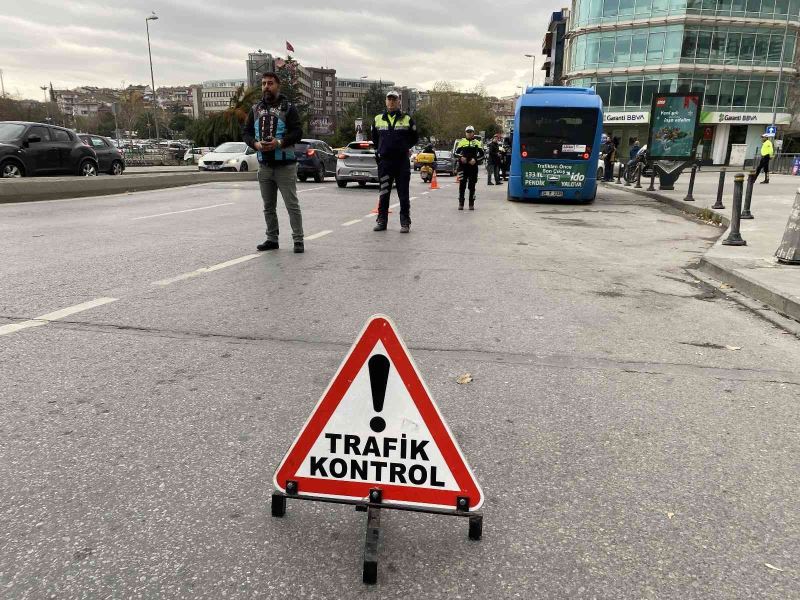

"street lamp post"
[360, 75, 368, 119]
[145, 12, 160, 144]
[524, 54, 536, 88]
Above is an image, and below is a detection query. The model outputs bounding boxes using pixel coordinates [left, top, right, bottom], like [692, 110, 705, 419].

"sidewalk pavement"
[605, 170, 800, 323]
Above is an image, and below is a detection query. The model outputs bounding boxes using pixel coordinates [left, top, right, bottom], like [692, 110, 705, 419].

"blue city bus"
[507, 86, 603, 203]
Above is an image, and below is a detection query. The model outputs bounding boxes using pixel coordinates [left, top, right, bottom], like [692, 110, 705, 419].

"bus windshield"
[519, 107, 599, 160]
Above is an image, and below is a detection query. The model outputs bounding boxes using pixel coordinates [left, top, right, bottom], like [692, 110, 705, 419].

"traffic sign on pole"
[766, 125, 778, 136]
[274, 314, 483, 511]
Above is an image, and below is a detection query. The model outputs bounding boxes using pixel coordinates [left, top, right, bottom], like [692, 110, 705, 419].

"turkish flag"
[286, 41, 295, 53]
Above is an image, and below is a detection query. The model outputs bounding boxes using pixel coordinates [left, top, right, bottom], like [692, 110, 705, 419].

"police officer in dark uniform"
[372, 90, 419, 233]
[454, 125, 485, 210]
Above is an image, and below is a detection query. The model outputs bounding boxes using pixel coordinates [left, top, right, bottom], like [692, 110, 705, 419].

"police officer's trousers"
[377, 160, 411, 225]
[459, 166, 478, 205]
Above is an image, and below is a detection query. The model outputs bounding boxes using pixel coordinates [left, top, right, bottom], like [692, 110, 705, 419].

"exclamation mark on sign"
[368, 354, 390, 433]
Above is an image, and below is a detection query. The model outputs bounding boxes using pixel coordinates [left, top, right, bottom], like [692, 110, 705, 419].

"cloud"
[1, 0, 561, 100]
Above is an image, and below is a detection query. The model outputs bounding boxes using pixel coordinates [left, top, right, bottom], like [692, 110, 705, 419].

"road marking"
[299, 187, 326, 193]
[390, 202, 400, 209]
[305, 230, 334, 241]
[153, 254, 260, 286]
[342, 219, 362, 227]
[0, 298, 118, 336]
[410, 196, 418, 200]
[364, 213, 376, 219]
[421, 192, 429, 195]
[132, 203, 234, 221]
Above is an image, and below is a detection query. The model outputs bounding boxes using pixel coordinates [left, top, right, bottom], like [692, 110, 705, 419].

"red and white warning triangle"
[274, 315, 483, 511]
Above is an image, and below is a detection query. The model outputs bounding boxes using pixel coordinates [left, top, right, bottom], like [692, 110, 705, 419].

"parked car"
[78, 134, 126, 175]
[433, 151, 457, 176]
[0, 121, 98, 178]
[296, 139, 337, 182]
[197, 142, 258, 172]
[335, 141, 378, 187]
[183, 147, 213, 164]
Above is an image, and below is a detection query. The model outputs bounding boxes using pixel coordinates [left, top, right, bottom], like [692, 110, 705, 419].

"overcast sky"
[0, 0, 564, 101]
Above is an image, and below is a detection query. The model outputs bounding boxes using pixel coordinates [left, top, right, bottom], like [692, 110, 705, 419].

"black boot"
[469, 196, 475, 210]
[373, 221, 387, 231]
[458, 198, 464, 210]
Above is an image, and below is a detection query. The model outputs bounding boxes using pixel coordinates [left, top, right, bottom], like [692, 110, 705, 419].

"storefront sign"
[648, 93, 703, 161]
[523, 162, 588, 188]
[700, 112, 791, 125]
[604, 111, 649, 124]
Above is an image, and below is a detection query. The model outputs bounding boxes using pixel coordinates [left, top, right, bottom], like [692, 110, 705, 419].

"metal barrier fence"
[771, 154, 800, 175]
[122, 148, 183, 166]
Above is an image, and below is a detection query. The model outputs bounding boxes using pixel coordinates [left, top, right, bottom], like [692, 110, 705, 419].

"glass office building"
[564, 0, 799, 164]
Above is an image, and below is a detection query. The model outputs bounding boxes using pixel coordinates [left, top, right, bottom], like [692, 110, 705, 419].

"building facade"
[304, 67, 337, 136]
[543, 9, 570, 85]
[201, 79, 246, 114]
[246, 52, 275, 89]
[335, 78, 396, 120]
[564, 0, 799, 164]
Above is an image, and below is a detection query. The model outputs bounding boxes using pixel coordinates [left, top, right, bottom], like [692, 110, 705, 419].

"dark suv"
[0, 121, 99, 178]
[296, 139, 337, 182]
[78, 134, 126, 175]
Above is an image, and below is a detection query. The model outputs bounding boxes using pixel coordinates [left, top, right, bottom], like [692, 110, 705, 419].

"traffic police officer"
[372, 90, 418, 232]
[454, 126, 485, 210]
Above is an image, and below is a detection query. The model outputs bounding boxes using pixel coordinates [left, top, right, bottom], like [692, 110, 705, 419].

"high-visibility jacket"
[372, 111, 418, 161]
[761, 139, 774, 158]
[454, 138, 485, 166]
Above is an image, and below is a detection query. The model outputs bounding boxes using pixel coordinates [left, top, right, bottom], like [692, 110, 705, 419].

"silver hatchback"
[336, 141, 378, 188]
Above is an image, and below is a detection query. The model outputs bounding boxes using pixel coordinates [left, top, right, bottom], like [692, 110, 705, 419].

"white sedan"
[198, 142, 259, 172]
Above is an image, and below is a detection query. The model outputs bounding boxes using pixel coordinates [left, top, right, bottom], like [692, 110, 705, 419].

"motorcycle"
[624, 144, 653, 183]
[417, 151, 436, 183]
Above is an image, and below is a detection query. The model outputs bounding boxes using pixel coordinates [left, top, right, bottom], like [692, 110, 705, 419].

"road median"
[0, 171, 257, 203]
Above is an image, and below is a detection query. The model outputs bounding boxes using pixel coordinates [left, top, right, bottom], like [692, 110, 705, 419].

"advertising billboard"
[647, 93, 703, 161]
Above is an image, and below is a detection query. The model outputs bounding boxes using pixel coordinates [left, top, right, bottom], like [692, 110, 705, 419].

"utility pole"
[0, 69, 5, 98]
[524, 54, 536, 88]
[145, 12, 160, 143]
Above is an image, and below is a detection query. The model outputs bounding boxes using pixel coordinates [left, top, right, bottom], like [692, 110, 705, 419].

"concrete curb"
[600, 181, 730, 227]
[606, 181, 800, 324]
[697, 255, 800, 323]
[0, 171, 257, 203]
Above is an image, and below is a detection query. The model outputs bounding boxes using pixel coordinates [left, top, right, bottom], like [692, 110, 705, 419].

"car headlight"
[226, 158, 238, 165]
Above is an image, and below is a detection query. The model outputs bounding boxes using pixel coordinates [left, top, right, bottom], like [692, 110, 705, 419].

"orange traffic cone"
[430, 170, 439, 190]
[370, 200, 392, 214]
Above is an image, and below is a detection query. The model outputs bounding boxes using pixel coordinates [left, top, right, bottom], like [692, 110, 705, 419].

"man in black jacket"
[372, 90, 418, 233]
[242, 72, 305, 253]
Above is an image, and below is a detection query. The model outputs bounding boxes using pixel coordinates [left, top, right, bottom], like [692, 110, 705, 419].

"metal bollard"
[722, 173, 747, 246]
[647, 165, 656, 191]
[683, 163, 697, 202]
[635, 163, 642, 189]
[615, 162, 623, 184]
[624, 163, 632, 186]
[712, 170, 726, 209]
[740, 172, 755, 219]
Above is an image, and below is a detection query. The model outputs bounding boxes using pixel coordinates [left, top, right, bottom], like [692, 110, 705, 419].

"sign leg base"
[468, 515, 483, 541]
[362, 506, 381, 585]
[271, 493, 287, 518]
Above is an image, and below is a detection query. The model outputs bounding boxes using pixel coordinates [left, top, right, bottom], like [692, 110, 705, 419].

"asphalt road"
[1, 172, 798, 598]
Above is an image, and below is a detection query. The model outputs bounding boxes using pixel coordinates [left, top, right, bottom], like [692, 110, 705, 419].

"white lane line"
[342, 219, 362, 227]
[299, 187, 326, 193]
[410, 196, 418, 200]
[0, 298, 118, 336]
[390, 203, 400, 209]
[421, 192, 430, 195]
[132, 203, 234, 221]
[364, 213, 376, 219]
[305, 230, 334, 241]
[153, 254, 260, 287]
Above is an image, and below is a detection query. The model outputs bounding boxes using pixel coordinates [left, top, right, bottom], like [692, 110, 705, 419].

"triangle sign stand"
[271, 314, 484, 584]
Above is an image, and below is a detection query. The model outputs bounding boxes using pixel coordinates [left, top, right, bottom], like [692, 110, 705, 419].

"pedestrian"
[372, 90, 418, 233]
[755, 133, 775, 184]
[626, 137, 641, 179]
[486, 133, 502, 186]
[242, 71, 305, 253]
[602, 134, 615, 182]
[454, 126, 485, 210]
